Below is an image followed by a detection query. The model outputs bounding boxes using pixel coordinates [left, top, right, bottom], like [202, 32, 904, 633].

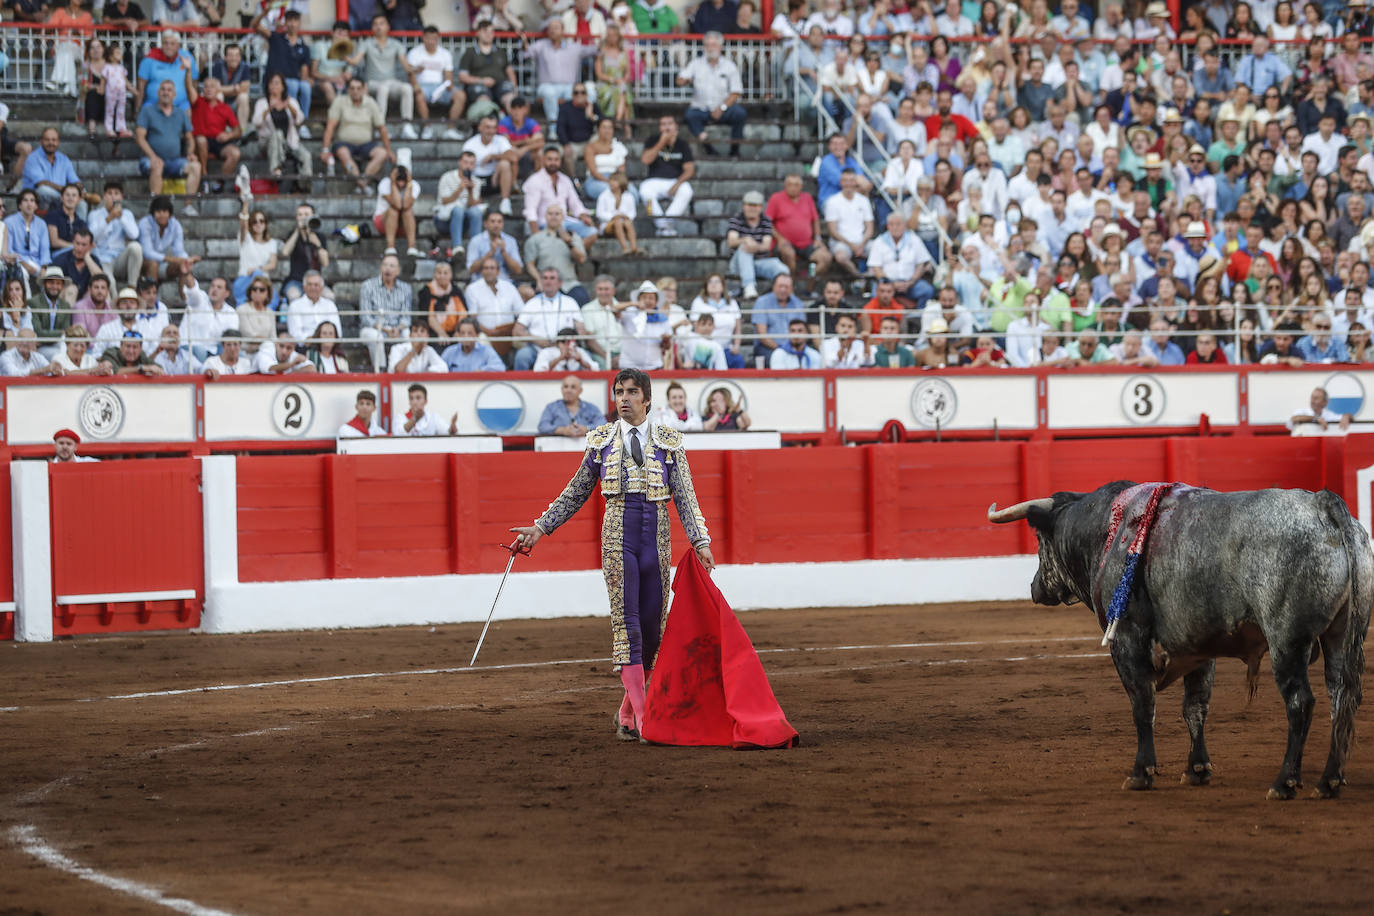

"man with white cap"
[1176, 222, 1220, 289]
[1139, 154, 1176, 214]
[613, 281, 686, 370]
[52, 429, 98, 463]
[1137, 2, 1176, 41]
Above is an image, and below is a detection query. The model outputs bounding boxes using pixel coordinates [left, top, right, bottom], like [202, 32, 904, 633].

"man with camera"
[281, 203, 331, 302]
[436, 150, 484, 262]
[373, 164, 424, 258]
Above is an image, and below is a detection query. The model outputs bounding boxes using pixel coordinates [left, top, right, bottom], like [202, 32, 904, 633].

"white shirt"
[406, 44, 453, 89]
[882, 158, 924, 197]
[461, 133, 513, 179]
[337, 418, 387, 439]
[465, 277, 524, 330]
[179, 281, 241, 351]
[0, 348, 48, 376]
[403, 409, 443, 436]
[653, 404, 704, 431]
[203, 353, 256, 375]
[619, 416, 652, 456]
[286, 294, 342, 345]
[595, 188, 637, 227]
[868, 231, 932, 283]
[618, 305, 687, 370]
[804, 10, 854, 37]
[821, 336, 870, 368]
[1301, 131, 1344, 174]
[676, 331, 728, 370]
[517, 293, 583, 341]
[1065, 189, 1107, 228]
[156, 347, 200, 375]
[374, 177, 422, 220]
[687, 296, 741, 350]
[53, 350, 98, 372]
[823, 192, 875, 246]
[436, 169, 482, 220]
[532, 344, 596, 371]
[254, 348, 312, 374]
[387, 341, 447, 373]
[769, 344, 822, 369]
[1004, 317, 1052, 368]
[1006, 170, 1043, 207]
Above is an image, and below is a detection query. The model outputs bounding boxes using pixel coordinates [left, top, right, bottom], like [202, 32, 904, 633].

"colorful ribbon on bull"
[1098, 482, 1175, 646]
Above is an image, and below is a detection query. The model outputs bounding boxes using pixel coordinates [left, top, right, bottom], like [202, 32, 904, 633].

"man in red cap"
[52, 429, 97, 463]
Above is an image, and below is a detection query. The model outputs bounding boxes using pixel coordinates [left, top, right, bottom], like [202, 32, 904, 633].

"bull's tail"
[1320, 491, 1372, 770]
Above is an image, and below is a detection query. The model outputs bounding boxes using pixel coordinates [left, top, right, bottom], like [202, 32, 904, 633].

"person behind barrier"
[258, 328, 316, 375]
[440, 315, 506, 372]
[97, 328, 163, 376]
[388, 319, 446, 374]
[338, 388, 387, 439]
[52, 428, 98, 463]
[402, 382, 456, 436]
[538, 372, 604, 435]
[153, 323, 197, 375]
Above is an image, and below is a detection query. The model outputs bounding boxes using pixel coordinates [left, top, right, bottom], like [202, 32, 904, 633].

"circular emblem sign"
[696, 379, 748, 417]
[77, 386, 126, 440]
[1120, 375, 1166, 424]
[1324, 371, 1366, 418]
[475, 382, 526, 432]
[271, 384, 316, 437]
[910, 378, 957, 429]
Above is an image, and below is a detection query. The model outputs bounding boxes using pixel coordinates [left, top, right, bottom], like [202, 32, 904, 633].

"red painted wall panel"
[238, 456, 329, 581]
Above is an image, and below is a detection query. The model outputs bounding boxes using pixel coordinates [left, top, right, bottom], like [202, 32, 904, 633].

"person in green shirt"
[871, 314, 915, 367]
[988, 271, 1031, 333]
[632, 0, 680, 33]
[1066, 328, 1115, 366]
[1034, 264, 1073, 333]
[1206, 115, 1245, 169]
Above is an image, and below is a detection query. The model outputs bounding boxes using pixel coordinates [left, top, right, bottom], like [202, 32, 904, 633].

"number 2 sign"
[271, 385, 316, 437]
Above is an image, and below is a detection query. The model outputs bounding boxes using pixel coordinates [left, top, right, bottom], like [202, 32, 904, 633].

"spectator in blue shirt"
[3, 189, 51, 283]
[22, 127, 83, 214]
[135, 78, 202, 210]
[137, 195, 197, 280]
[1296, 317, 1350, 363]
[538, 374, 605, 435]
[1234, 36, 1292, 97]
[1143, 317, 1186, 366]
[253, 7, 313, 123]
[441, 317, 506, 371]
[816, 132, 869, 209]
[1215, 155, 1246, 218]
[135, 28, 199, 111]
[751, 272, 808, 364]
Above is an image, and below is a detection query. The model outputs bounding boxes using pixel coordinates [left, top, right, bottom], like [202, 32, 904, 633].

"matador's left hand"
[696, 543, 715, 571]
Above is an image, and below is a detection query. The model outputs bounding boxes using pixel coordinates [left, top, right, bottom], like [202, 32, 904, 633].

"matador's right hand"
[509, 525, 543, 552]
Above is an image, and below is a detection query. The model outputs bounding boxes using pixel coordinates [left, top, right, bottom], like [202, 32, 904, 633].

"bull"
[988, 481, 1372, 800]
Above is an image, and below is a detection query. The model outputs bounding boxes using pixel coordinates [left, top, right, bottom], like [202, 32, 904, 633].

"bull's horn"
[987, 498, 1055, 524]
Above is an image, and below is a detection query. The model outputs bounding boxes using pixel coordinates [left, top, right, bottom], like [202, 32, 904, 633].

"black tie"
[630, 428, 644, 467]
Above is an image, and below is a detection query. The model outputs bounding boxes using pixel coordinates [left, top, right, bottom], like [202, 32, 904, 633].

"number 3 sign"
[271, 384, 316, 437]
[1119, 375, 1165, 425]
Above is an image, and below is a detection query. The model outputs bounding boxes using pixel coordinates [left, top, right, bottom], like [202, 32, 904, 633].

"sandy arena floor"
[2, 601, 1373, 915]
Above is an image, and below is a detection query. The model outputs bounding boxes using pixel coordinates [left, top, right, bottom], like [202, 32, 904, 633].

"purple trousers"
[621, 494, 664, 667]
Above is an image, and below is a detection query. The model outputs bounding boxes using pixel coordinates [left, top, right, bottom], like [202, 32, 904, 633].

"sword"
[470, 539, 531, 667]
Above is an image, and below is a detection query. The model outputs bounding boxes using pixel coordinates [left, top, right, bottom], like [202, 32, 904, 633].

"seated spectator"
[464, 256, 523, 357]
[209, 41, 251, 130]
[136, 78, 202, 211]
[753, 273, 808, 366]
[418, 261, 465, 341]
[307, 321, 350, 373]
[180, 273, 239, 359]
[584, 117, 631, 201]
[1063, 328, 1115, 366]
[98, 327, 163, 375]
[868, 211, 936, 312]
[523, 146, 598, 243]
[338, 389, 387, 439]
[727, 190, 787, 301]
[46, 184, 87, 256]
[1033, 331, 1072, 367]
[92, 281, 161, 354]
[436, 151, 484, 260]
[138, 195, 197, 281]
[359, 253, 413, 371]
[808, 277, 858, 335]
[556, 83, 603, 175]
[53, 228, 100, 303]
[822, 312, 871, 368]
[278, 204, 328, 303]
[690, 0, 737, 33]
[455, 21, 516, 121]
[677, 312, 729, 369]
[72, 272, 115, 340]
[403, 383, 454, 436]
[1290, 386, 1352, 431]
[441, 316, 506, 371]
[1, 275, 32, 338]
[1109, 328, 1161, 366]
[616, 280, 685, 371]
[253, 73, 313, 185]
[466, 210, 524, 283]
[188, 76, 241, 193]
[582, 274, 623, 369]
[767, 172, 832, 279]
[596, 173, 642, 256]
[252, 327, 313, 375]
[514, 268, 593, 371]
[497, 97, 546, 179]
[135, 29, 198, 112]
[322, 76, 393, 194]
[462, 114, 518, 217]
[679, 32, 746, 157]
[768, 318, 821, 369]
[4, 189, 51, 285]
[872, 315, 915, 367]
[52, 324, 102, 375]
[688, 273, 744, 369]
[1296, 315, 1348, 363]
[28, 266, 70, 354]
[525, 21, 591, 128]
[632, 0, 681, 32]
[914, 318, 958, 368]
[23, 127, 82, 215]
[653, 380, 704, 431]
[1186, 331, 1228, 365]
[919, 286, 975, 347]
[824, 170, 875, 278]
[202, 328, 252, 377]
[347, 14, 416, 135]
[234, 201, 279, 303]
[533, 328, 599, 372]
[862, 279, 904, 338]
[1143, 317, 1186, 365]
[702, 386, 751, 431]
[408, 26, 461, 139]
[87, 181, 142, 289]
[0, 328, 58, 376]
[1004, 292, 1053, 368]
[960, 333, 1010, 367]
[816, 133, 870, 210]
[639, 115, 695, 237]
[524, 203, 590, 305]
[388, 319, 446, 373]
[152, 323, 197, 374]
[374, 164, 423, 258]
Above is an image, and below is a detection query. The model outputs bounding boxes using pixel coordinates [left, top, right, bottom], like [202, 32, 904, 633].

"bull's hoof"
[1180, 763, 1213, 786]
[1266, 778, 1300, 801]
[1313, 777, 1343, 800]
[1122, 768, 1156, 791]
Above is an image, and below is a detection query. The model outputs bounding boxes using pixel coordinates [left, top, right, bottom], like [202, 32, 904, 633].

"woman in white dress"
[595, 173, 642, 256]
[882, 139, 924, 218]
[583, 117, 631, 203]
[235, 200, 281, 306]
[1084, 104, 1122, 162]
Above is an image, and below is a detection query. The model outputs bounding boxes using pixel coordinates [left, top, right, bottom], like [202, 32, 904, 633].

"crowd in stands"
[2, 0, 1374, 390]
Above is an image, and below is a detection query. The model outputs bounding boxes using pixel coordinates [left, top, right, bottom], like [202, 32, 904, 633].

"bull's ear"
[1025, 504, 1055, 532]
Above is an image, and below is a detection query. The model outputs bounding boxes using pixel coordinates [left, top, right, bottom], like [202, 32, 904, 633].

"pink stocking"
[619, 663, 646, 731]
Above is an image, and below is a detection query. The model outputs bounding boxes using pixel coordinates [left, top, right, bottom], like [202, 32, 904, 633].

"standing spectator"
[139, 195, 197, 280]
[768, 317, 821, 368]
[523, 146, 598, 243]
[639, 115, 695, 237]
[101, 44, 131, 139]
[513, 268, 594, 370]
[135, 29, 198, 112]
[3, 190, 50, 285]
[22, 128, 82, 215]
[374, 164, 423, 258]
[533, 328, 599, 371]
[752, 272, 808, 365]
[322, 76, 394, 194]
[596, 173, 641, 256]
[678, 32, 746, 157]
[454, 21, 517, 120]
[440, 315, 506, 371]
[524, 203, 590, 304]
[461, 114, 517, 217]
[188, 77, 242, 195]
[209, 42, 251, 131]
[418, 261, 464, 341]
[824, 170, 874, 277]
[279, 203, 328, 302]
[254, 7, 312, 125]
[727, 190, 787, 300]
[359, 253, 413, 371]
[466, 211, 523, 282]
[538, 373, 603, 435]
[767, 172, 832, 278]
[285, 271, 340, 347]
[253, 73, 312, 184]
[436, 150, 483, 261]
[136, 78, 202, 210]
[348, 14, 416, 135]
[179, 273, 239, 358]
[525, 20, 593, 130]
[388, 319, 447, 373]
[408, 25, 461, 139]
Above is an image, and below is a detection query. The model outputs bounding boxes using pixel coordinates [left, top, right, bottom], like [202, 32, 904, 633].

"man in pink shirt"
[522, 145, 599, 244]
[765, 172, 833, 278]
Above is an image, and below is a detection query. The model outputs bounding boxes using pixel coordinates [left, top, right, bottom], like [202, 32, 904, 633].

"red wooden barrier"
[0, 462, 12, 640]
[235, 437, 1340, 584]
[49, 460, 204, 635]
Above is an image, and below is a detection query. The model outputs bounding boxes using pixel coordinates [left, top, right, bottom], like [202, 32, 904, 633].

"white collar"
[620, 416, 651, 449]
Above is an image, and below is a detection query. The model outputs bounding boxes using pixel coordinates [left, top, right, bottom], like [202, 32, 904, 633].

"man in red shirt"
[862, 278, 905, 334]
[766, 172, 833, 280]
[188, 76, 242, 193]
[923, 89, 979, 146]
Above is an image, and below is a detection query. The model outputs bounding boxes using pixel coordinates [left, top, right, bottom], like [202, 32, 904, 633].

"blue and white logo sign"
[1324, 372, 1365, 418]
[475, 382, 526, 432]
